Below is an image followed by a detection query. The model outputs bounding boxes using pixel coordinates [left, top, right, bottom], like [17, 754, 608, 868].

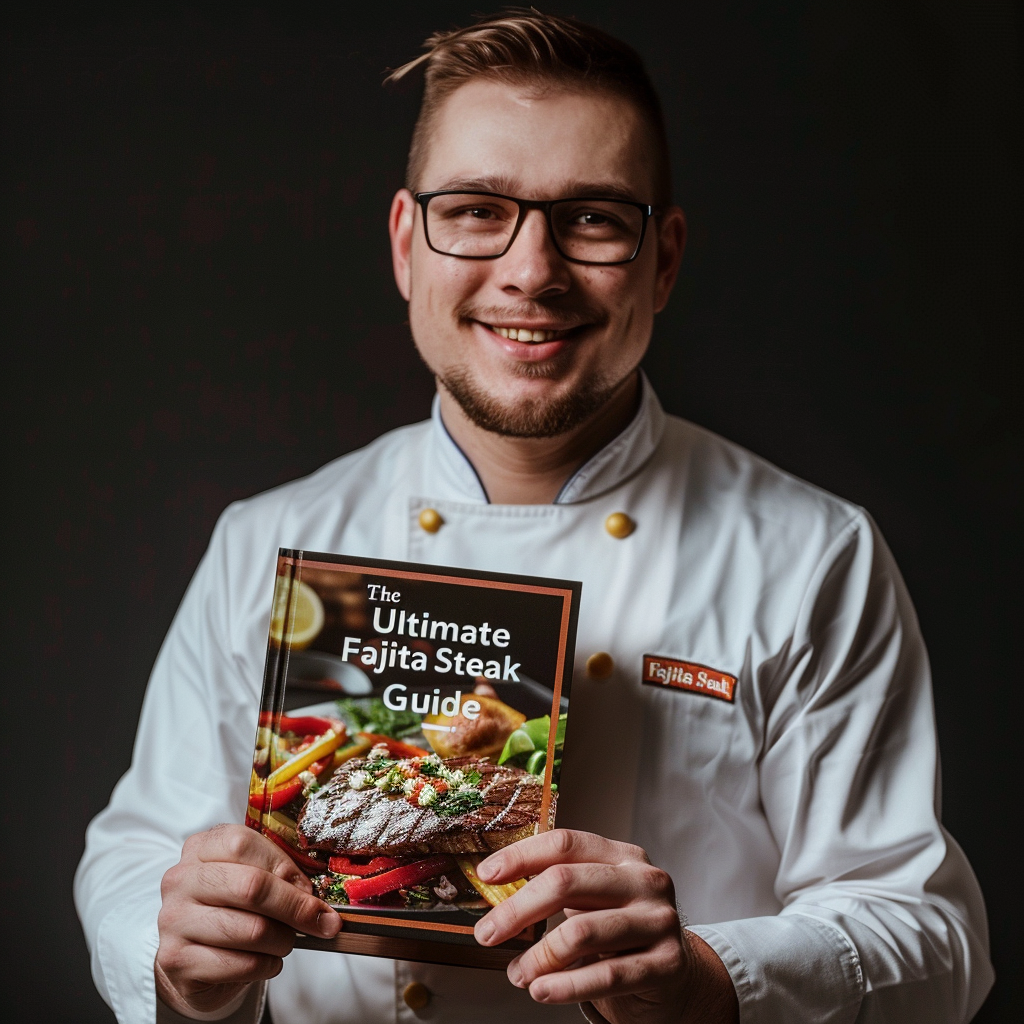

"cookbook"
[246, 549, 581, 968]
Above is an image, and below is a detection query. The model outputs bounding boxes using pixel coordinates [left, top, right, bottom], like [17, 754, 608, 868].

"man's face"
[390, 79, 684, 437]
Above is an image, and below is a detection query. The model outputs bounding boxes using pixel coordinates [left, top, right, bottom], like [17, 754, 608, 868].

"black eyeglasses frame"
[413, 190, 657, 266]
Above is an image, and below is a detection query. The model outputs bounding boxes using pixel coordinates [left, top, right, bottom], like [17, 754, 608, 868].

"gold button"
[418, 508, 443, 533]
[586, 652, 615, 679]
[403, 981, 431, 1010]
[604, 512, 635, 538]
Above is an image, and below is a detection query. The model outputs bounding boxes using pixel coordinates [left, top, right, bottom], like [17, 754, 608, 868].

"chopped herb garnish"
[434, 789, 485, 817]
[336, 698, 423, 739]
[403, 884, 435, 908]
[313, 874, 351, 905]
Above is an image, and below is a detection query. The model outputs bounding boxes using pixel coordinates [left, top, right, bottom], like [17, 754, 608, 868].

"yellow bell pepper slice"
[266, 728, 344, 789]
[331, 735, 374, 769]
[455, 854, 527, 907]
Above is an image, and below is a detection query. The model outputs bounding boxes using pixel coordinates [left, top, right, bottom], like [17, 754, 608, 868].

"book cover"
[246, 549, 581, 969]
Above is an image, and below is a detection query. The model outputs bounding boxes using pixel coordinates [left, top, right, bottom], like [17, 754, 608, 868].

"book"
[246, 549, 581, 969]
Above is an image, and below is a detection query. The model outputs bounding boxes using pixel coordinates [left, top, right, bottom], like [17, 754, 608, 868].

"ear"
[652, 206, 687, 314]
[389, 188, 417, 301]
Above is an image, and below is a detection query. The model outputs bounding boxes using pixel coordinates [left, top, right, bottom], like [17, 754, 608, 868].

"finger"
[526, 938, 685, 1005]
[159, 938, 287, 990]
[181, 861, 340, 939]
[478, 830, 648, 884]
[514, 905, 681, 986]
[161, 902, 299, 958]
[475, 863, 646, 946]
[185, 825, 311, 890]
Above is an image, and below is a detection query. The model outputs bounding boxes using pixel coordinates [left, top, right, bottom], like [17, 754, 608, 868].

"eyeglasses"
[414, 190, 656, 265]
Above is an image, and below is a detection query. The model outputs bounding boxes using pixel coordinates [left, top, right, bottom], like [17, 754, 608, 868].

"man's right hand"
[155, 824, 340, 1018]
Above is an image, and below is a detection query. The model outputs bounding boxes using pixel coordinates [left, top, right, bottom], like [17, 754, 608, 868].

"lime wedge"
[498, 728, 535, 764]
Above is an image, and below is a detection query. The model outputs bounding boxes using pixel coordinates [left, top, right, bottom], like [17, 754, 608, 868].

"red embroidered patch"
[641, 655, 737, 703]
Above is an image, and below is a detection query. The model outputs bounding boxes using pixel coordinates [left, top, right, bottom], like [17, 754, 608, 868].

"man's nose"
[496, 209, 571, 298]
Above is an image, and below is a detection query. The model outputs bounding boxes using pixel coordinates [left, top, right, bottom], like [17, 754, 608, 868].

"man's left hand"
[473, 830, 738, 1024]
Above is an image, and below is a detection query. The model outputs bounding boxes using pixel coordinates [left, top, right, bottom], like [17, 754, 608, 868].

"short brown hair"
[386, 9, 672, 205]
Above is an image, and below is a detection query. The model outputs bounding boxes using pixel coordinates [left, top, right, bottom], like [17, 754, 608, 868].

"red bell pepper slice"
[249, 754, 332, 812]
[358, 732, 430, 758]
[344, 854, 454, 903]
[259, 712, 343, 738]
[327, 854, 409, 877]
[260, 827, 326, 873]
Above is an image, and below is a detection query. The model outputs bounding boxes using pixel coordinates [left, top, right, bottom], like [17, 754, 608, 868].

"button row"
[417, 508, 636, 538]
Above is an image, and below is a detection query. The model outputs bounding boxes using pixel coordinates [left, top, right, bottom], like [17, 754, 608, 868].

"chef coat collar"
[429, 371, 666, 505]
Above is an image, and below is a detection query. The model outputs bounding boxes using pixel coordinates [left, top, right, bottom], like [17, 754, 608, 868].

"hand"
[155, 824, 340, 1018]
[472, 830, 738, 1024]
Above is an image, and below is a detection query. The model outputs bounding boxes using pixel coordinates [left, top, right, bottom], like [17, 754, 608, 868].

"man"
[75, 11, 993, 1024]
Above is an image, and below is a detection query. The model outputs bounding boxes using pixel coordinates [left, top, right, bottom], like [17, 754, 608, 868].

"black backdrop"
[3, 3, 1020, 1020]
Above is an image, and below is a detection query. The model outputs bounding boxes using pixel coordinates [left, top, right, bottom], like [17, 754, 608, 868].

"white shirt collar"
[429, 372, 666, 505]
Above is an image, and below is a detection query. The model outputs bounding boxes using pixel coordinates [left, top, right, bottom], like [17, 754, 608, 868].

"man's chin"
[438, 366, 620, 439]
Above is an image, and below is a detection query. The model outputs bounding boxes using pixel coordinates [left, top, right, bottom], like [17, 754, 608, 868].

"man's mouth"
[483, 324, 574, 343]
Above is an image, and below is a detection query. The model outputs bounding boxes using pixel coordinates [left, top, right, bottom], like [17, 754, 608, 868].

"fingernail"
[477, 856, 500, 881]
[475, 918, 495, 945]
[317, 909, 340, 937]
[531, 981, 551, 1003]
[507, 958, 524, 988]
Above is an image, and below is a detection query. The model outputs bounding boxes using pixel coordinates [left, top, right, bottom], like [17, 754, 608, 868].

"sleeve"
[688, 511, 994, 1023]
[73, 508, 268, 1024]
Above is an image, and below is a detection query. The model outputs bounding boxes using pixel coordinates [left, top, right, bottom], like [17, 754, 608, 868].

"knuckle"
[244, 913, 272, 948]
[650, 902, 681, 934]
[495, 899, 524, 935]
[237, 865, 271, 907]
[156, 902, 180, 938]
[622, 842, 650, 864]
[647, 938, 684, 979]
[155, 938, 188, 976]
[550, 829, 578, 858]
[495, 846, 523, 876]
[160, 864, 183, 899]
[541, 925, 575, 966]
[640, 864, 675, 900]
[661, 941, 686, 976]
[547, 863, 576, 893]
[602, 956, 634, 989]
[220, 827, 251, 863]
[565, 914, 596, 950]
[530, 937, 563, 975]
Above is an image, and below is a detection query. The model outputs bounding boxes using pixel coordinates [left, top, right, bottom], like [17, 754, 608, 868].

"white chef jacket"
[75, 374, 993, 1024]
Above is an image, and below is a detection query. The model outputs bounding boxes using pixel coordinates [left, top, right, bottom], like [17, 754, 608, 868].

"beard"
[438, 359, 624, 439]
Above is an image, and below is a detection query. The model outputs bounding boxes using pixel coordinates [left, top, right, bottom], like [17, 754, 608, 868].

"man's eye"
[467, 208, 494, 220]
[578, 212, 610, 225]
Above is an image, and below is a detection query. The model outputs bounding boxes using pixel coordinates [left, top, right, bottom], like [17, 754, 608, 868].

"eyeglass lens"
[424, 194, 645, 263]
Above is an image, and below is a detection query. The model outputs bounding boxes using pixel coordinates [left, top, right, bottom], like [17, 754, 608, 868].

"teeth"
[491, 325, 568, 342]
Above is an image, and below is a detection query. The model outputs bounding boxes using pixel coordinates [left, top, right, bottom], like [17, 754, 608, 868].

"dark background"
[3, 2, 1019, 1020]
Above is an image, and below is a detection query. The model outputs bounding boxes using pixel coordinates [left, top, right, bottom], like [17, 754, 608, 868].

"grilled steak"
[297, 755, 550, 857]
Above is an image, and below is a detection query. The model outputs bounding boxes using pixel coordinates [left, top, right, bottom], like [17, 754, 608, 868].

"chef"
[74, 10, 993, 1024]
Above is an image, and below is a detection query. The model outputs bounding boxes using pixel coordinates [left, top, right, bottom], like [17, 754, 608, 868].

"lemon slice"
[269, 577, 324, 649]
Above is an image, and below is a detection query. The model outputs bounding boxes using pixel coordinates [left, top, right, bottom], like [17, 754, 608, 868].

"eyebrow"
[428, 175, 646, 203]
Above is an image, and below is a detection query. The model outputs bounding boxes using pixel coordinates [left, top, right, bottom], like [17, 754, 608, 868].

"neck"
[438, 374, 642, 504]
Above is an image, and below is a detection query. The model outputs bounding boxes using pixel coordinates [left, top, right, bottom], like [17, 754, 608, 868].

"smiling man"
[75, 11, 993, 1024]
